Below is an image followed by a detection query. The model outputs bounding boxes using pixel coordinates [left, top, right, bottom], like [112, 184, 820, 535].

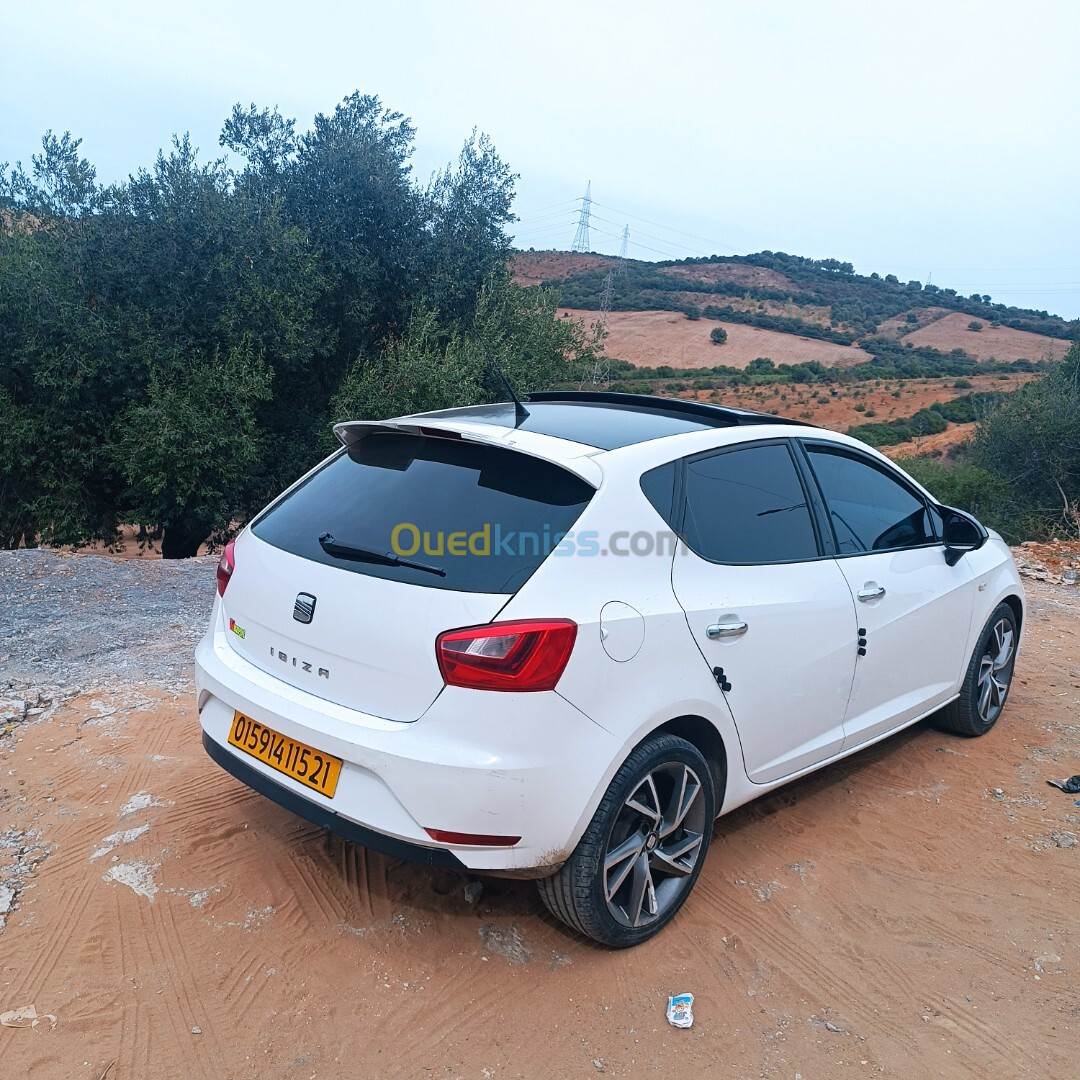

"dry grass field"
[511, 251, 613, 285]
[900, 311, 1071, 363]
[563, 308, 872, 369]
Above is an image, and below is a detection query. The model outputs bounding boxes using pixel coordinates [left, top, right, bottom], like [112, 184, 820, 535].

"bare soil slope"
[704, 373, 1032, 428]
[564, 309, 871, 369]
[2, 554, 1079, 1079]
[900, 312, 1071, 363]
[511, 252, 613, 285]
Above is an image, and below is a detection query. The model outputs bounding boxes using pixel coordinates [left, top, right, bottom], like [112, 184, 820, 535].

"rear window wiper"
[318, 532, 446, 577]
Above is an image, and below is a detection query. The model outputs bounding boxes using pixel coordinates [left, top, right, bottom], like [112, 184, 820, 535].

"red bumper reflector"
[424, 829, 522, 847]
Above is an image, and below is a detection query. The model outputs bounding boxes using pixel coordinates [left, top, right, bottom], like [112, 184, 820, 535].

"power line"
[520, 197, 580, 215]
[571, 181, 592, 253]
[591, 199, 739, 254]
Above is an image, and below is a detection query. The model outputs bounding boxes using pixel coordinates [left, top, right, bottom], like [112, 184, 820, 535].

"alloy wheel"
[977, 617, 1014, 724]
[603, 761, 707, 928]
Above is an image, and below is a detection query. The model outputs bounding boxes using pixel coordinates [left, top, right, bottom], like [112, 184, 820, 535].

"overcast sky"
[4, 0, 1078, 318]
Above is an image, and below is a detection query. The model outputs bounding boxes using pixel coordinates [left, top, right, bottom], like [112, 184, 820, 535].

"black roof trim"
[525, 390, 810, 428]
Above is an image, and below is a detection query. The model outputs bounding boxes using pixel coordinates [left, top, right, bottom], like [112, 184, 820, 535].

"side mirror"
[942, 509, 985, 566]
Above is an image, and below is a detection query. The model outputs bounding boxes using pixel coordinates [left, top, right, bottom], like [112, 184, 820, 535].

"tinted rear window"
[252, 433, 595, 593]
[682, 443, 820, 564]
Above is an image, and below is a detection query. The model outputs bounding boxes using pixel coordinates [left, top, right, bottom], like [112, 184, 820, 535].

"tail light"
[436, 619, 577, 692]
[216, 539, 236, 597]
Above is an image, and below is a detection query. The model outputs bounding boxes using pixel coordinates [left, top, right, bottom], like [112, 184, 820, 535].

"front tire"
[936, 602, 1018, 737]
[538, 734, 715, 947]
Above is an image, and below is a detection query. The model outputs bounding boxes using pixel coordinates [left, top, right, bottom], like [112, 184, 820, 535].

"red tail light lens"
[216, 539, 236, 597]
[436, 619, 577, 692]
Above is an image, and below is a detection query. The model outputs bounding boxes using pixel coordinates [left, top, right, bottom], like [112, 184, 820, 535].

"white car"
[195, 391, 1023, 946]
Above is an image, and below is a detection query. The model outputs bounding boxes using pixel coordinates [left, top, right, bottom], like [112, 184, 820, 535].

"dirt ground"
[702, 374, 1031, 431]
[563, 309, 873, 370]
[3, 557, 1079, 1079]
[900, 312, 1071, 365]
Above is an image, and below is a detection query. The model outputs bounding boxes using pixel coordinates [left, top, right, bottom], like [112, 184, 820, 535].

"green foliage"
[1, 130, 99, 217]
[971, 340, 1080, 537]
[968, 321, 983, 331]
[332, 276, 600, 421]
[709, 326, 728, 345]
[116, 344, 272, 558]
[1, 97, 568, 556]
[846, 393, 1003, 447]
[901, 455, 1018, 538]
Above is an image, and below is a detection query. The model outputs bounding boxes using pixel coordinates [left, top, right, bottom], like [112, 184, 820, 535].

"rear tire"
[538, 734, 715, 947]
[935, 602, 1018, 737]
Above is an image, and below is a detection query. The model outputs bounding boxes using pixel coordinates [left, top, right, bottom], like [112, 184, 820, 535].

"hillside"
[900, 311, 1070, 363]
[519, 249, 1076, 456]
[516, 249, 1076, 366]
[566, 308, 872, 369]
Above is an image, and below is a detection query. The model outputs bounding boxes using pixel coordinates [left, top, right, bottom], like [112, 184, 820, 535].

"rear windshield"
[252, 433, 595, 594]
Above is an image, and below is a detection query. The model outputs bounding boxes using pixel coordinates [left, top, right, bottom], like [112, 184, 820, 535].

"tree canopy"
[0, 96, 599, 555]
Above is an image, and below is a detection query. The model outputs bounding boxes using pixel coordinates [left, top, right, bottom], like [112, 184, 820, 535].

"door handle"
[706, 621, 748, 639]
[857, 584, 886, 602]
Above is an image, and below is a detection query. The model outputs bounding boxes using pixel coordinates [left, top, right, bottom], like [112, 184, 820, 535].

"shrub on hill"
[846, 393, 1004, 447]
[543, 249, 1077, 344]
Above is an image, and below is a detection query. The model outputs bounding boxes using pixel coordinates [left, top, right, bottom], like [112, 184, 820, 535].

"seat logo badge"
[293, 593, 317, 624]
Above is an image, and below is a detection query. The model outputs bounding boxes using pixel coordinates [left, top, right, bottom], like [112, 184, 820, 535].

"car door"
[669, 440, 859, 785]
[800, 441, 977, 750]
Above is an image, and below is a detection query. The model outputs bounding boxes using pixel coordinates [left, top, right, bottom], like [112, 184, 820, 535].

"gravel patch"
[0, 549, 216, 695]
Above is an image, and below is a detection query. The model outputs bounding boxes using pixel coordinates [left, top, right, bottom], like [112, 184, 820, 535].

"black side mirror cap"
[942, 508, 986, 566]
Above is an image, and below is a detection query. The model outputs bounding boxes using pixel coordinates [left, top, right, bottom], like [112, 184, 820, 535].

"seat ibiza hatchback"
[196, 391, 1023, 946]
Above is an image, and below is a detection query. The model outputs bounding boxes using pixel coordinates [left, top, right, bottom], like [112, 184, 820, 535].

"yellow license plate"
[228, 712, 342, 799]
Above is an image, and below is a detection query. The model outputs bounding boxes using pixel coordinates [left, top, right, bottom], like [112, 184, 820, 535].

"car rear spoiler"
[332, 419, 603, 486]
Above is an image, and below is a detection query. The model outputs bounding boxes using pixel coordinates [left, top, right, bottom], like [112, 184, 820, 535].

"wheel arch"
[652, 714, 728, 805]
[1000, 593, 1024, 633]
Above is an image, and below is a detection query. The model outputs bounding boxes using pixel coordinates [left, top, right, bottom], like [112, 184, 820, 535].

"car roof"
[332, 393, 907, 495]
[409, 391, 807, 452]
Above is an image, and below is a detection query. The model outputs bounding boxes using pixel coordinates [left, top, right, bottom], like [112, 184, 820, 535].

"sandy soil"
[693, 373, 1033, 431]
[3, 563, 1079, 1079]
[900, 312, 1071, 364]
[883, 423, 978, 461]
[564, 309, 872, 370]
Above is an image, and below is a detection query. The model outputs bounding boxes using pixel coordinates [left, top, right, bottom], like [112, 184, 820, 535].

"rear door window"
[681, 442, 820, 564]
[252, 433, 594, 593]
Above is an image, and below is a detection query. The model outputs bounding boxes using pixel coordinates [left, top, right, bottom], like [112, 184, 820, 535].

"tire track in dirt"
[5, 560, 1080, 1079]
[12, 876, 97, 999]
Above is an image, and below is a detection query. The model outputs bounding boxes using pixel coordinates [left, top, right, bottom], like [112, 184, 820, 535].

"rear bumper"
[201, 731, 466, 868]
[195, 620, 622, 873]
